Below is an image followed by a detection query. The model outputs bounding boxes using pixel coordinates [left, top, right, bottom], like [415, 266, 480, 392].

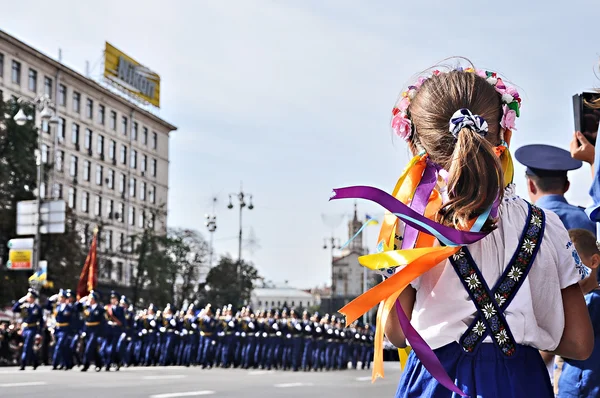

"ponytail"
[437, 127, 503, 232]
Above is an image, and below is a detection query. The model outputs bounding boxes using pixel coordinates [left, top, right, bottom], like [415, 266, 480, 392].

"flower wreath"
[391, 67, 522, 141]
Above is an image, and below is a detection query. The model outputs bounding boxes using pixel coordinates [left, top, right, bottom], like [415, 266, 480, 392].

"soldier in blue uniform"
[220, 304, 236, 368]
[102, 291, 125, 371]
[313, 313, 326, 371]
[66, 289, 81, 369]
[159, 304, 177, 366]
[300, 310, 313, 371]
[288, 309, 303, 372]
[180, 304, 197, 367]
[12, 288, 43, 370]
[78, 290, 105, 372]
[142, 304, 159, 366]
[241, 308, 256, 369]
[515, 144, 596, 234]
[199, 305, 217, 368]
[117, 295, 134, 367]
[46, 289, 74, 370]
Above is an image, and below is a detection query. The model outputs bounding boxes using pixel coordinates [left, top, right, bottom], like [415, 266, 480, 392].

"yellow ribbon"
[399, 346, 412, 371]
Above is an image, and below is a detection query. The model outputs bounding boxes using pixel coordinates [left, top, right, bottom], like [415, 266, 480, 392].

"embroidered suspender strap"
[449, 204, 545, 357]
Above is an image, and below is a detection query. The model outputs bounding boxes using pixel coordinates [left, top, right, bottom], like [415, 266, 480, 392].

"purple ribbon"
[330, 186, 487, 245]
[395, 300, 466, 396]
[402, 160, 438, 250]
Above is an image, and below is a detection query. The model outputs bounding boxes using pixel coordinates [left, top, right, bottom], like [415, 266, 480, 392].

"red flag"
[77, 227, 98, 299]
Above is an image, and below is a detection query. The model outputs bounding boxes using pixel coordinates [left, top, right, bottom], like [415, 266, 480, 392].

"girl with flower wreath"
[379, 62, 596, 397]
[330, 60, 595, 398]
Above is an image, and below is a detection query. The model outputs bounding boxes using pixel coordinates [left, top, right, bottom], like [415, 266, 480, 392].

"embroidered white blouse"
[409, 184, 586, 351]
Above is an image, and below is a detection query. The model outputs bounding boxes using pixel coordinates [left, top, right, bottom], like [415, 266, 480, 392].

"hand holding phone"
[570, 131, 595, 165]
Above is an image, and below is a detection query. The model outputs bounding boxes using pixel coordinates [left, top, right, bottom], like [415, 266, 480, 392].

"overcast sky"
[2, 0, 599, 288]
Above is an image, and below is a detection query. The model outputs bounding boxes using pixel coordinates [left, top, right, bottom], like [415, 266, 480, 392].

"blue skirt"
[395, 342, 553, 398]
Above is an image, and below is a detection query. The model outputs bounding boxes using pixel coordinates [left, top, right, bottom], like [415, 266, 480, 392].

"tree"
[0, 99, 39, 305]
[199, 255, 261, 308]
[165, 228, 209, 308]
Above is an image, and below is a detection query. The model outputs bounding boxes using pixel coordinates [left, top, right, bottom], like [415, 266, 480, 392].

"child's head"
[394, 66, 517, 231]
[569, 228, 600, 279]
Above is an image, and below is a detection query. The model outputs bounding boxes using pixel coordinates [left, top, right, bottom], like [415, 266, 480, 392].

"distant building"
[251, 283, 319, 311]
[0, 30, 176, 291]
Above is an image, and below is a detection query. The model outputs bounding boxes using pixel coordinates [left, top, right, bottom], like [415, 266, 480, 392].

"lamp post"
[14, 94, 59, 278]
[205, 197, 217, 267]
[227, 184, 254, 300]
[323, 236, 340, 314]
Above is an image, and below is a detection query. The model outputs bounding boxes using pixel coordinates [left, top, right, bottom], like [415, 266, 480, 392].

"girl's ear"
[591, 253, 600, 269]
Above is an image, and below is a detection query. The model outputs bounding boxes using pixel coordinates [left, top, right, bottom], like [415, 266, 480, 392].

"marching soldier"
[12, 288, 43, 370]
[46, 289, 74, 370]
[142, 304, 159, 366]
[103, 291, 125, 371]
[301, 310, 313, 372]
[78, 290, 105, 372]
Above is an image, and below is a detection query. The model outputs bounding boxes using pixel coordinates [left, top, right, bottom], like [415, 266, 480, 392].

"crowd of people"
[5, 288, 374, 372]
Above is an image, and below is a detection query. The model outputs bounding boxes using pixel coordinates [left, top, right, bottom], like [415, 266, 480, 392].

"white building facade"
[0, 30, 176, 288]
[251, 286, 319, 311]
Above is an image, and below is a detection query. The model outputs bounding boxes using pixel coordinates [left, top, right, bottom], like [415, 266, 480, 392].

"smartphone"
[573, 92, 600, 146]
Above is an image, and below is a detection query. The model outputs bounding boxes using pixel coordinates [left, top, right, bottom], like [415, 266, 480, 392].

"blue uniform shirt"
[558, 289, 600, 397]
[12, 301, 43, 331]
[536, 195, 596, 235]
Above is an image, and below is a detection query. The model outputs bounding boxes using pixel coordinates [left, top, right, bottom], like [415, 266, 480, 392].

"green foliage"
[199, 255, 261, 308]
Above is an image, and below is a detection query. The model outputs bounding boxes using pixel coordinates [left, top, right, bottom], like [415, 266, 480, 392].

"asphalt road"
[0, 364, 401, 398]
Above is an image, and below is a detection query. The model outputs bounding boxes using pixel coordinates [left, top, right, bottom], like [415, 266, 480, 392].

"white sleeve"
[544, 211, 590, 289]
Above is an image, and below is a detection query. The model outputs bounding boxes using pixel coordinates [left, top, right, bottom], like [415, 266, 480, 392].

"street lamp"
[205, 197, 217, 267]
[228, 184, 254, 304]
[323, 237, 341, 297]
[14, 94, 58, 282]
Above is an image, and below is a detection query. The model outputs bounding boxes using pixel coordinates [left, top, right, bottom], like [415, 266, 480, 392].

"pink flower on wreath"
[415, 76, 427, 89]
[392, 114, 412, 141]
[500, 105, 517, 131]
[476, 69, 487, 79]
[397, 97, 410, 111]
[506, 86, 520, 101]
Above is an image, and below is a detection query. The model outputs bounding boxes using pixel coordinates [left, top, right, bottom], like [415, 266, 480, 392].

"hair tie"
[449, 108, 488, 138]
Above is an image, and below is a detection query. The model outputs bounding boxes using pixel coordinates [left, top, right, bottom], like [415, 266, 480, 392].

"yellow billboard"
[103, 42, 161, 107]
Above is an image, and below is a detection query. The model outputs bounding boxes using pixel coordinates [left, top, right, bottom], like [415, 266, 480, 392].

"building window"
[96, 165, 103, 186]
[39, 182, 46, 199]
[58, 117, 66, 142]
[53, 183, 63, 199]
[68, 187, 76, 208]
[104, 260, 113, 279]
[140, 182, 146, 201]
[28, 69, 37, 92]
[118, 203, 124, 223]
[119, 233, 125, 251]
[41, 144, 49, 163]
[129, 177, 136, 198]
[128, 206, 135, 226]
[130, 150, 137, 169]
[83, 160, 90, 181]
[72, 123, 79, 145]
[98, 104, 105, 125]
[86, 98, 93, 119]
[72, 92, 80, 113]
[44, 77, 53, 98]
[141, 155, 147, 172]
[116, 261, 123, 281]
[107, 169, 114, 189]
[152, 132, 157, 149]
[122, 116, 128, 135]
[132, 122, 138, 140]
[11, 61, 21, 84]
[0, 53, 4, 77]
[94, 195, 102, 216]
[109, 111, 116, 130]
[151, 159, 157, 177]
[82, 192, 89, 213]
[109, 140, 116, 160]
[150, 185, 156, 204]
[84, 129, 92, 150]
[138, 211, 145, 228]
[97, 134, 104, 155]
[119, 174, 126, 193]
[55, 150, 64, 172]
[58, 84, 66, 106]
[106, 230, 113, 251]
[106, 199, 114, 218]
[70, 155, 78, 177]
[120, 145, 127, 165]
[143, 127, 148, 145]
[149, 213, 156, 229]
[41, 119, 49, 134]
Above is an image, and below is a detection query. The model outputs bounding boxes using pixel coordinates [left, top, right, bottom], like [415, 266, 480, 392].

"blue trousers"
[242, 337, 255, 368]
[201, 336, 215, 366]
[144, 334, 157, 365]
[21, 328, 39, 368]
[83, 329, 103, 367]
[301, 338, 312, 369]
[290, 337, 302, 371]
[313, 340, 325, 370]
[52, 329, 70, 368]
[159, 332, 175, 365]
